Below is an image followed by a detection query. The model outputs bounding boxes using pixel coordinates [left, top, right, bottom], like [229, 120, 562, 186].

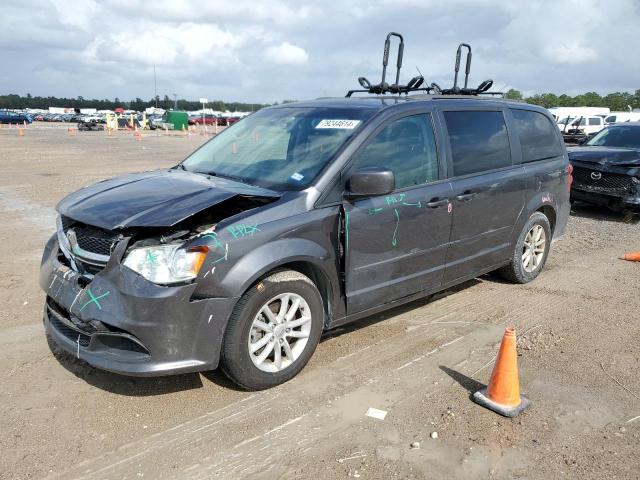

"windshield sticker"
[290, 172, 304, 182]
[315, 119, 361, 129]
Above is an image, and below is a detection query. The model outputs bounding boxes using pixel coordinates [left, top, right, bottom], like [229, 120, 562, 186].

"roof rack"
[346, 34, 504, 98]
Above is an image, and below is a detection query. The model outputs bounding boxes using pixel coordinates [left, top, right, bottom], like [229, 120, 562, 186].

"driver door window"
[349, 114, 439, 190]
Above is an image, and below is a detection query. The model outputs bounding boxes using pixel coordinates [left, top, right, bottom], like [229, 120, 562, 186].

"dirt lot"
[1, 123, 639, 479]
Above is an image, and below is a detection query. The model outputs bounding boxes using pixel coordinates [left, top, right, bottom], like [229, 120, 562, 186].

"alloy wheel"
[248, 293, 312, 373]
[522, 224, 546, 273]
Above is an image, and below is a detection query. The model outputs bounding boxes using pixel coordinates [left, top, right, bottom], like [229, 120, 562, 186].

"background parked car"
[190, 114, 220, 125]
[568, 122, 640, 218]
[0, 111, 32, 124]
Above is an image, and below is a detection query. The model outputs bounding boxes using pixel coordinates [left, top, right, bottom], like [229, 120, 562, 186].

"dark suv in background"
[40, 37, 570, 390]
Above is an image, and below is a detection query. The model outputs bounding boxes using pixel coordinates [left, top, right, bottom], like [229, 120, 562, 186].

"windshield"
[586, 125, 640, 148]
[557, 116, 576, 125]
[181, 106, 374, 191]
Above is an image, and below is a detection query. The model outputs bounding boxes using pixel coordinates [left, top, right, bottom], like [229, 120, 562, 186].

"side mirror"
[346, 167, 395, 198]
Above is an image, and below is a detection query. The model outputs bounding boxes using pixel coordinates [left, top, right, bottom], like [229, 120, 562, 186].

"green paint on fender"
[345, 212, 350, 251]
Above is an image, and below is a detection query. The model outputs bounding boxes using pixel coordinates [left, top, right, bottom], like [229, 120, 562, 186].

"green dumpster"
[162, 111, 189, 130]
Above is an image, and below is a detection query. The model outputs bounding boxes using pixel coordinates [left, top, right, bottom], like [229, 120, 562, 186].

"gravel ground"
[0, 123, 638, 479]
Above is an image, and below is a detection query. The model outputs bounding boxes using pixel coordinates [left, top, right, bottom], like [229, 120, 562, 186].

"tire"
[498, 212, 551, 284]
[221, 270, 324, 390]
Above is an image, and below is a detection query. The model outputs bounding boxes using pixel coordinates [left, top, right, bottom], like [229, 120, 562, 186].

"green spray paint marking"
[345, 212, 350, 251]
[385, 193, 421, 209]
[202, 233, 223, 248]
[391, 208, 400, 247]
[79, 288, 110, 312]
[146, 250, 158, 264]
[368, 207, 384, 215]
[202, 232, 228, 263]
[227, 224, 261, 238]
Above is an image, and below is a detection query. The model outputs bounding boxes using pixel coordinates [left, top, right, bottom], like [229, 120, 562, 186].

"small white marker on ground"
[365, 407, 387, 420]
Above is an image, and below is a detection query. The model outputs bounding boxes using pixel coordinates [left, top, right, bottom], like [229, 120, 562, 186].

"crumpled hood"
[567, 146, 640, 167]
[56, 169, 279, 230]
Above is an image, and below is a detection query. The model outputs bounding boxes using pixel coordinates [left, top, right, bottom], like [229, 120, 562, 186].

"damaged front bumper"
[571, 187, 640, 212]
[39, 234, 238, 376]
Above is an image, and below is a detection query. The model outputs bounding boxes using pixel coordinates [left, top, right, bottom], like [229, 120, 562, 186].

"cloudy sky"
[1, 0, 639, 103]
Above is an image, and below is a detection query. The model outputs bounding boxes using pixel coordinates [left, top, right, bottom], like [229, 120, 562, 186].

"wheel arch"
[221, 238, 338, 329]
[264, 261, 334, 329]
[536, 204, 557, 235]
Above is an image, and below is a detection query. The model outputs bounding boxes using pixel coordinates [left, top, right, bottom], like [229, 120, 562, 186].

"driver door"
[344, 113, 453, 314]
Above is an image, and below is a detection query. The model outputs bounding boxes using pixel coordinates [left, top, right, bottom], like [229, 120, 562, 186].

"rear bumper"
[40, 234, 239, 377]
[571, 187, 640, 212]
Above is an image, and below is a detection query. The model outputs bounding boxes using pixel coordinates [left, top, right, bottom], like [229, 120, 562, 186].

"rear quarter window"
[511, 109, 563, 162]
[444, 110, 511, 176]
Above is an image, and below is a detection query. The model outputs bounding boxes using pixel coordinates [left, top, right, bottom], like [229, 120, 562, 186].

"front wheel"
[498, 212, 551, 284]
[221, 270, 324, 390]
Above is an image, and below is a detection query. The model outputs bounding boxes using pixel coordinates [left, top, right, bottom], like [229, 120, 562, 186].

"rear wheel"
[499, 212, 551, 284]
[221, 270, 324, 390]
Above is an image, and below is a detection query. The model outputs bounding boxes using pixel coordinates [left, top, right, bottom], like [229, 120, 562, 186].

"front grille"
[61, 216, 118, 256]
[572, 167, 633, 195]
[76, 260, 104, 276]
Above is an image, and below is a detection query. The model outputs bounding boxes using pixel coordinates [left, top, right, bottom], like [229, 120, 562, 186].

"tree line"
[0, 94, 270, 112]
[505, 89, 640, 111]
[2, 90, 640, 112]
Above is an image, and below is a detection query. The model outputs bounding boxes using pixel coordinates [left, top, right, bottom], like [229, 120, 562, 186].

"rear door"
[439, 108, 525, 284]
[344, 111, 452, 314]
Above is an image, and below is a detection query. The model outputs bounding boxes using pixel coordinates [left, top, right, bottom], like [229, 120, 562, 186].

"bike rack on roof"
[346, 34, 504, 98]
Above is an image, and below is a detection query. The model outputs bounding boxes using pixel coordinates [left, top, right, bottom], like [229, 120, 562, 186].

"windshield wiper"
[206, 171, 253, 185]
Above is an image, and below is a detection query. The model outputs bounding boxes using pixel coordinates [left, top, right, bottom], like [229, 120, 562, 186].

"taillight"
[567, 164, 573, 191]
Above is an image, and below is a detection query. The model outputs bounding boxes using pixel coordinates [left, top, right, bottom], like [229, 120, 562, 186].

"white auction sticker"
[315, 119, 361, 129]
[290, 172, 304, 181]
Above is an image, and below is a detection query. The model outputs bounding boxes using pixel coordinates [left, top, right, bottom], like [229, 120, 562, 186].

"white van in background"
[557, 115, 605, 136]
[547, 107, 610, 122]
[604, 112, 640, 124]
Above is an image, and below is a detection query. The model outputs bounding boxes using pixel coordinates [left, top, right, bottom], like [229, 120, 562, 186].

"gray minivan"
[40, 95, 570, 390]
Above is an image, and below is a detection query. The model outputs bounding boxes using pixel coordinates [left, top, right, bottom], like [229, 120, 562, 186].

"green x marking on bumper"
[79, 288, 110, 312]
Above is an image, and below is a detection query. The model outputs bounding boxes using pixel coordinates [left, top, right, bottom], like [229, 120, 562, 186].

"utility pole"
[154, 65, 158, 108]
[173, 93, 178, 110]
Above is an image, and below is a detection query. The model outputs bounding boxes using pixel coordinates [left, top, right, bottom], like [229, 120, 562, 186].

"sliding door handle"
[426, 198, 449, 208]
[456, 192, 477, 201]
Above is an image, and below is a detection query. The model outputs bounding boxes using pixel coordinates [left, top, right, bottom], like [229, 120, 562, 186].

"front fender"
[221, 238, 332, 295]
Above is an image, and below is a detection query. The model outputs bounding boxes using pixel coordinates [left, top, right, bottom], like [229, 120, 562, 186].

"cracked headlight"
[123, 244, 208, 284]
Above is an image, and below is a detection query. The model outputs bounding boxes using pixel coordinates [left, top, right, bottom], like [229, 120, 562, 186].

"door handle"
[456, 192, 477, 201]
[426, 198, 449, 208]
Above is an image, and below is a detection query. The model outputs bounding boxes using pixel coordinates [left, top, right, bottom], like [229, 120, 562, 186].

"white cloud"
[264, 42, 309, 65]
[0, 0, 638, 102]
[83, 23, 244, 67]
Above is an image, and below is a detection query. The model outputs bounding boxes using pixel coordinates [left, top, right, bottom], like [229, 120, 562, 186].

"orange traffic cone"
[621, 252, 640, 262]
[473, 327, 531, 417]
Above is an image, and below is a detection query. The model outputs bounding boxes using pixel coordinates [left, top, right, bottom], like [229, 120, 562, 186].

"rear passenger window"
[589, 118, 601, 125]
[444, 111, 511, 176]
[511, 109, 563, 162]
